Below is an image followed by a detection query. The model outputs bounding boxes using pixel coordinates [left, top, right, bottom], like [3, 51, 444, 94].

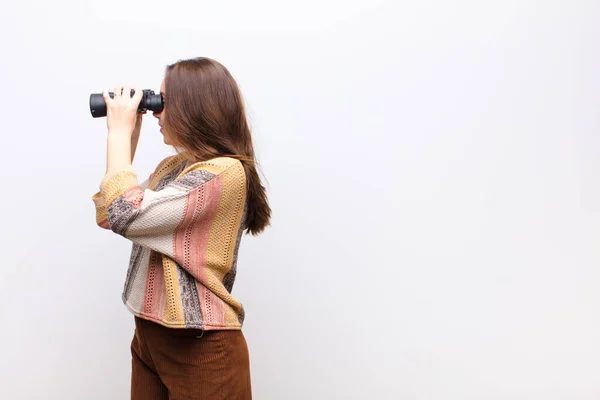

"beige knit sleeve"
[92, 158, 245, 263]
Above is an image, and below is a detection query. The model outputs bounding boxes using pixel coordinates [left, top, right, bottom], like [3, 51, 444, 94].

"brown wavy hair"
[163, 57, 270, 235]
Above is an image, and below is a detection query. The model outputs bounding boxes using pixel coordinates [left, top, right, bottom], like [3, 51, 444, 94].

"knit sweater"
[92, 154, 247, 330]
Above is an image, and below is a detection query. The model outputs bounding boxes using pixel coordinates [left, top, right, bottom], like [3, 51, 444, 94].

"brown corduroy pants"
[130, 316, 252, 400]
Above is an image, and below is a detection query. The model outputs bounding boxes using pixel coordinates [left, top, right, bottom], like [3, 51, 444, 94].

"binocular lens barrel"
[89, 89, 164, 118]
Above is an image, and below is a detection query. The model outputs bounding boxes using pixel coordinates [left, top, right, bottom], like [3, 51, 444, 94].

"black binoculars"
[89, 89, 164, 118]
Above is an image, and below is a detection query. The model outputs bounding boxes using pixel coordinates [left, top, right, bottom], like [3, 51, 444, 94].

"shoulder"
[148, 154, 186, 187]
[189, 157, 243, 174]
[185, 157, 245, 183]
[156, 156, 244, 192]
[156, 154, 186, 173]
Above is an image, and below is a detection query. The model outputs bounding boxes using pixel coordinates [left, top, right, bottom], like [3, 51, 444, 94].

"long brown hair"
[163, 57, 270, 235]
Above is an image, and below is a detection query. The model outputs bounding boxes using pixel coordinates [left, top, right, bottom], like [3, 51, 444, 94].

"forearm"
[131, 133, 140, 163]
[106, 131, 133, 174]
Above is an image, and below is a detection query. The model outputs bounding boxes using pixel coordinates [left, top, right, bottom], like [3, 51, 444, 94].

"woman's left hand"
[102, 86, 144, 136]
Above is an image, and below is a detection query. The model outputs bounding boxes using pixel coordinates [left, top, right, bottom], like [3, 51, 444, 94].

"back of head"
[164, 57, 271, 235]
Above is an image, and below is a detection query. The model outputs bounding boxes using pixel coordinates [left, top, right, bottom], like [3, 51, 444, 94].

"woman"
[92, 57, 270, 399]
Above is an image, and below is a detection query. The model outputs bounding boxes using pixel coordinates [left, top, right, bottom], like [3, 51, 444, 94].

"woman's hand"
[102, 86, 144, 136]
[102, 86, 143, 174]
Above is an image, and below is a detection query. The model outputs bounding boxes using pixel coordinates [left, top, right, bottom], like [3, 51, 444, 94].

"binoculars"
[89, 89, 164, 118]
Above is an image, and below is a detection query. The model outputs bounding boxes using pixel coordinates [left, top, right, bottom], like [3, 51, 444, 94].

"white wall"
[1, 1, 599, 399]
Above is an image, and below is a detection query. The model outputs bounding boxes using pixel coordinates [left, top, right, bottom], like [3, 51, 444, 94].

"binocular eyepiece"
[89, 89, 164, 118]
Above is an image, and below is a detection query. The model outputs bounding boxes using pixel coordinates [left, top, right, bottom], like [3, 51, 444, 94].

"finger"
[113, 86, 122, 98]
[123, 86, 132, 100]
[132, 86, 144, 102]
[102, 89, 113, 103]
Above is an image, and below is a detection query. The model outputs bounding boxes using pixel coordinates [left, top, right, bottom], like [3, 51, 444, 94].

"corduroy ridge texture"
[131, 316, 252, 399]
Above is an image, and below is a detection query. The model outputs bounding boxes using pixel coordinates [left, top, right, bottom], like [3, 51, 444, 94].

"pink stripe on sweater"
[173, 176, 225, 325]
[124, 185, 144, 209]
[174, 176, 222, 279]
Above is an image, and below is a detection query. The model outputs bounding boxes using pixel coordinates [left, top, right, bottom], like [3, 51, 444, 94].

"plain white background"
[1, 0, 599, 398]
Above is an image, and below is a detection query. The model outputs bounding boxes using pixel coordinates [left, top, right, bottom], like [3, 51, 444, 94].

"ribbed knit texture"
[92, 154, 247, 330]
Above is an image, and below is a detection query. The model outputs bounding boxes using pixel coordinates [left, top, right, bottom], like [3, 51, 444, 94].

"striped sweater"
[92, 154, 247, 330]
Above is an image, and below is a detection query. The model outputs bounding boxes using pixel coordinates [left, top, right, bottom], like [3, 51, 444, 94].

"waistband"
[134, 316, 206, 338]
